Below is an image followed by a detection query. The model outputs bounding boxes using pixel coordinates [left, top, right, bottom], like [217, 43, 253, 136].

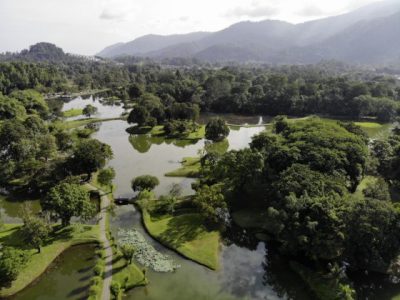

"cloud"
[179, 16, 189, 22]
[225, 2, 279, 18]
[99, 8, 127, 20]
[297, 5, 325, 17]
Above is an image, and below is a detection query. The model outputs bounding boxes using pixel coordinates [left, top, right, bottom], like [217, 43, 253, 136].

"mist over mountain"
[97, 0, 400, 65]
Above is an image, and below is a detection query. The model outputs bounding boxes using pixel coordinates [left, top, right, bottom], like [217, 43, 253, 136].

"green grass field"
[58, 117, 125, 130]
[165, 157, 201, 178]
[62, 108, 83, 118]
[142, 209, 220, 270]
[0, 224, 100, 297]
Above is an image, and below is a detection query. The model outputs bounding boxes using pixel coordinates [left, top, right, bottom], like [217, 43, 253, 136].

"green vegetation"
[290, 261, 354, 300]
[165, 157, 201, 178]
[112, 246, 147, 294]
[83, 104, 98, 117]
[62, 108, 83, 118]
[131, 175, 159, 192]
[97, 167, 116, 193]
[194, 117, 400, 299]
[0, 224, 99, 297]
[41, 183, 95, 226]
[141, 208, 220, 270]
[205, 118, 230, 141]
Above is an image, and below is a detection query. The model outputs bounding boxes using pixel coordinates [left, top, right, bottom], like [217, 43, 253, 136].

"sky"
[0, 0, 380, 55]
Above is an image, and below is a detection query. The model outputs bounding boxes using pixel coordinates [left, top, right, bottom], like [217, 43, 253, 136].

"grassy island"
[141, 208, 220, 270]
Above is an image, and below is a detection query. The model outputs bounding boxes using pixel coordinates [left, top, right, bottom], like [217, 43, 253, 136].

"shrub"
[94, 261, 105, 276]
[110, 281, 122, 297]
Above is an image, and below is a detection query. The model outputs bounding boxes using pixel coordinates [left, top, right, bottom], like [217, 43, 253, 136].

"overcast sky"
[0, 0, 380, 55]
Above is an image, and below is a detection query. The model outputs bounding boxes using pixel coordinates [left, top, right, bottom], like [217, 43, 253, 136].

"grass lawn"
[142, 209, 220, 270]
[0, 224, 100, 297]
[165, 157, 201, 178]
[57, 117, 125, 130]
[63, 108, 83, 118]
[149, 124, 206, 141]
[112, 246, 147, 291]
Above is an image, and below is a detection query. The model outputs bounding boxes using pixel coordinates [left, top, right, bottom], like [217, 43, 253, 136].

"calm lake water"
[62, 95, 126, 120]
[11, 244, 96, 300]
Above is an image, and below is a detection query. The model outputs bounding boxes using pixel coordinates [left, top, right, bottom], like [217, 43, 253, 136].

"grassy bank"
[63, 108, 83, 118]
[165, 157, 201, 178]
[63, 117, 126, 130]
[111, 245, 147, 293]
[141, 209, 220, 270]
[0, 224, 100, 297]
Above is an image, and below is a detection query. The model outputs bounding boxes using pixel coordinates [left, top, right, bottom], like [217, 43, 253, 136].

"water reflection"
[62, 95, 127, 120]
[0, 196, 41, 223]
[12, 244, 96, 300]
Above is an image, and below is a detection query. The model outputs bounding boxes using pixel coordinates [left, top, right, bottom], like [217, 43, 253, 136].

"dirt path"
[87, 184, 113, 300]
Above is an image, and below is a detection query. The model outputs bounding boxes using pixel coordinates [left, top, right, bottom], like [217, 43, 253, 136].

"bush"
[88, 284, 100, 297]
[94, 261, 105, 276]
[91, 275, 102, 286]
[0, 247, 29, 284]
[110, 281, 122, 298]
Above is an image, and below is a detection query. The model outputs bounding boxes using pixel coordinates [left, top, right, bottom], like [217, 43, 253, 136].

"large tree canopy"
[41, 183, 95, 226]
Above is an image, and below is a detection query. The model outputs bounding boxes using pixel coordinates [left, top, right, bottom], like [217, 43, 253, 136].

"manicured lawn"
[165, 157, 201, 178]
[142, 209, 220, 270]
[63, 108, 83, 118]
[150, 124, 206, 141]
[0, 224, 100, 297]
[112, 247, 147, 291]
[60, 117, 125, 130]
[354, 121, 382, 128]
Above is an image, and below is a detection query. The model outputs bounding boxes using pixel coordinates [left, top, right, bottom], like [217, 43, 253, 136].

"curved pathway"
[87, 184, 113, 300]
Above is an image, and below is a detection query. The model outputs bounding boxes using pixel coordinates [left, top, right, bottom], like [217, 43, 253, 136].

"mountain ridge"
[97, 0, 400, 64]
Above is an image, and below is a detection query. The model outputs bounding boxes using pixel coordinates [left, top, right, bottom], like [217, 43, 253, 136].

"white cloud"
[225, 3, 279, 18]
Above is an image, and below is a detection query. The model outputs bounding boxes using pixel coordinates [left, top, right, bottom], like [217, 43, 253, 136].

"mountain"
[0, 42, 98, 63]
[97, 32, 211, 58]
[97, 0, 400, 64]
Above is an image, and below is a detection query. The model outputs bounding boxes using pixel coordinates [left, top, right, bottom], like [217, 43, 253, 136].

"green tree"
[21, 216, 51, 253]
[193, 184, 227, 227]
[69, 139, 113, 180]
[205, 118, 230, 142]
[127, 106, 150, 127]
[0, 247, 29, 284]
[0, 94, 26, 120]
[82, 104, 98, 117]
[131, 175, 159, 192]
[363, 177, 391, 201]
[120, 243, 135, 264]
[97, 167, 116, 192]
[41, 183, 95, 226]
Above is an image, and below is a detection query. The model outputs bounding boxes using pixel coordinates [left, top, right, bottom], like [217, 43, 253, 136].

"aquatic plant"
[117, 229, 180, 272]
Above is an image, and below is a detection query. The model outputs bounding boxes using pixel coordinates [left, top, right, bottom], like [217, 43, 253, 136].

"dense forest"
[0, 45, 399, 123]
[192, 117, 400, 298]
